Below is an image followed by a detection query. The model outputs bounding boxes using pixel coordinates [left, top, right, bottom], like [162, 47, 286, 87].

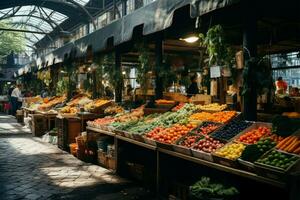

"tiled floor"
[0, 114, 155, 200]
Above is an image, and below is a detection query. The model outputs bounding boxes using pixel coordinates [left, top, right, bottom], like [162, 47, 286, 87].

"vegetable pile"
[257, 150, 298, 170]
[190, 177, 239, 199]
[276, 135, 300, 155]
[237, 126, 271, 144]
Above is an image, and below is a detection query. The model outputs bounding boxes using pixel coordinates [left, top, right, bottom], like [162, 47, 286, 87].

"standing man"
[187, 74, 199, 98]
[11, 84, 23, 116]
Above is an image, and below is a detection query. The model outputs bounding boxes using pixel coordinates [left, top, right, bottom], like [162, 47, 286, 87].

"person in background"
[7, 85, 15, 115]
[275, 77, 288, 94]
[187, 74, 199, 98]
[11, 84, 23, 116]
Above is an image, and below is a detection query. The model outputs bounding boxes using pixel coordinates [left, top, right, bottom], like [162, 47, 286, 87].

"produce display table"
[86, 125, 299, 200]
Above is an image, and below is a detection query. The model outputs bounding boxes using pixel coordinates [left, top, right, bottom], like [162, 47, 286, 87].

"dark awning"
[74, 0, 192, 56]
[190, 0, 240, 18]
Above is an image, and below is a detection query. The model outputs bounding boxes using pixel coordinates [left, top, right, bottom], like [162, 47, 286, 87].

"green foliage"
[199, 25, 234, 67]
[136, 43, 151, 95]
[0, 21, 25, 57]
[272, 115, 300, 136]
[102, 53, 122, 89]
[56, 79, 68, 96]
[190, 177, 239, 199]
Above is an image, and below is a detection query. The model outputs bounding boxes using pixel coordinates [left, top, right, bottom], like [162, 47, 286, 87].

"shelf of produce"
[116, 135, 157, 151]
[86, 126, 115, 137]
[158, 148, 286, 189]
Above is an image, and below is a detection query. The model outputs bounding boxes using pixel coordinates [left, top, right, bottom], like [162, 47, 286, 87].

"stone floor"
[0, 114, 155, 200]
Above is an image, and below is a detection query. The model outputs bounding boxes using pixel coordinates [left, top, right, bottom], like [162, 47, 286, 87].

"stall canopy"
[190, 0, 239, 18]
[38, 0, 300, 66]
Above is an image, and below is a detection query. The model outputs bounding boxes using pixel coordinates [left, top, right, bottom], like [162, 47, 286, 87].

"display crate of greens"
[238, 137, 277, 172]
[254, 149, 300, 180]
[172, 134, 203, 156]
[212, 142, 246, 168]
[191, 136, 225, 162]
[210, 119, 253, 142]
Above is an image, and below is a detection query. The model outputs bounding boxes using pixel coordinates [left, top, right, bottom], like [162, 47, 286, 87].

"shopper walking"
[11, 84, 23, 116]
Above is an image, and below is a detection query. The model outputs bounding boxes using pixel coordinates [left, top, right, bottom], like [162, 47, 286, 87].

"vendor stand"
[83, 103, 300, 200]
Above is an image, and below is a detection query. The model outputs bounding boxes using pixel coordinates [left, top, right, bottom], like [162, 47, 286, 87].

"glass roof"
[0, 0, 90, 54]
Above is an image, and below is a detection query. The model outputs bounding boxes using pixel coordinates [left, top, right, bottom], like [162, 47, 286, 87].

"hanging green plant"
[136, 43, 152, 95]
[158, 60, 177, 90]
[102, 53, 123, 90]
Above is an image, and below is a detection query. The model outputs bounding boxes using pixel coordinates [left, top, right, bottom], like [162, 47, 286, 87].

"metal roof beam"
[0, 27, 45, 34]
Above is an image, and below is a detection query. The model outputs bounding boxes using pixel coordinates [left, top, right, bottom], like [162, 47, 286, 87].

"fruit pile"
[189, 111, 236, 123]
[237, 126, 271, 144]
[257, 150, 298, 169]
[256, 138, 277, 152]
[276, 135, 300, 155]
[104, 105, 124, 115]
[88, 117, 115, 127]
[38, 96, 66, 111]
[189, 112, 212, 121]
[192, 122, 221, 135]
[215, 143, 246, 160]
[211, 120, 252, 141]
[145, 127, 165, 138]
[178, 135, 202, 148]
[198, 103, 227, 112]
[84, 99, 110, 111]
[146, 123, 197, 144]
[211, 111, 237, 123]
[193, 136, 224, 153]
[60, 106, 78, 114]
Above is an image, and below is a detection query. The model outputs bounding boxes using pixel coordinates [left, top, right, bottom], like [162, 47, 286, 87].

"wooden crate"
[31, 114, 47, 137]
[56, 116, 81, 151]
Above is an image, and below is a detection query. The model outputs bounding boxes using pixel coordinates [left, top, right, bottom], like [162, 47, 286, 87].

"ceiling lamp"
[180, 36, 199, 43]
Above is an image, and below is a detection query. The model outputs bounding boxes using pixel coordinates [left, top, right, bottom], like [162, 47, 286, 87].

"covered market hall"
[0, 0, 300, 200]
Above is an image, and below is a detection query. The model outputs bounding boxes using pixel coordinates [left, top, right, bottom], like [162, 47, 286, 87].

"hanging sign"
[210, 66, 221, 78]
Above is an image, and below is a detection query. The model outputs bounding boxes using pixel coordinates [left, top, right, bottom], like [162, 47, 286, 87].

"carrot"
[284, 137, 298, 151]
[290, 141, 300, 152]
[294, 146, 300, 154]
[277, 136, 294, 149]
[287, 141, 300, 153]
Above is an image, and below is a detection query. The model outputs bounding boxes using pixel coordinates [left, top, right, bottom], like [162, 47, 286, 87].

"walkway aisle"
[0, 114, 154, 200]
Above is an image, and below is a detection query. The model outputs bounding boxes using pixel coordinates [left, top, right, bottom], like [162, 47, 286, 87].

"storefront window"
[271, 52, 300, 87]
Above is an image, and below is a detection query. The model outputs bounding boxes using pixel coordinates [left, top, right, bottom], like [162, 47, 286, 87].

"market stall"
[81, 103, 300, 199]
